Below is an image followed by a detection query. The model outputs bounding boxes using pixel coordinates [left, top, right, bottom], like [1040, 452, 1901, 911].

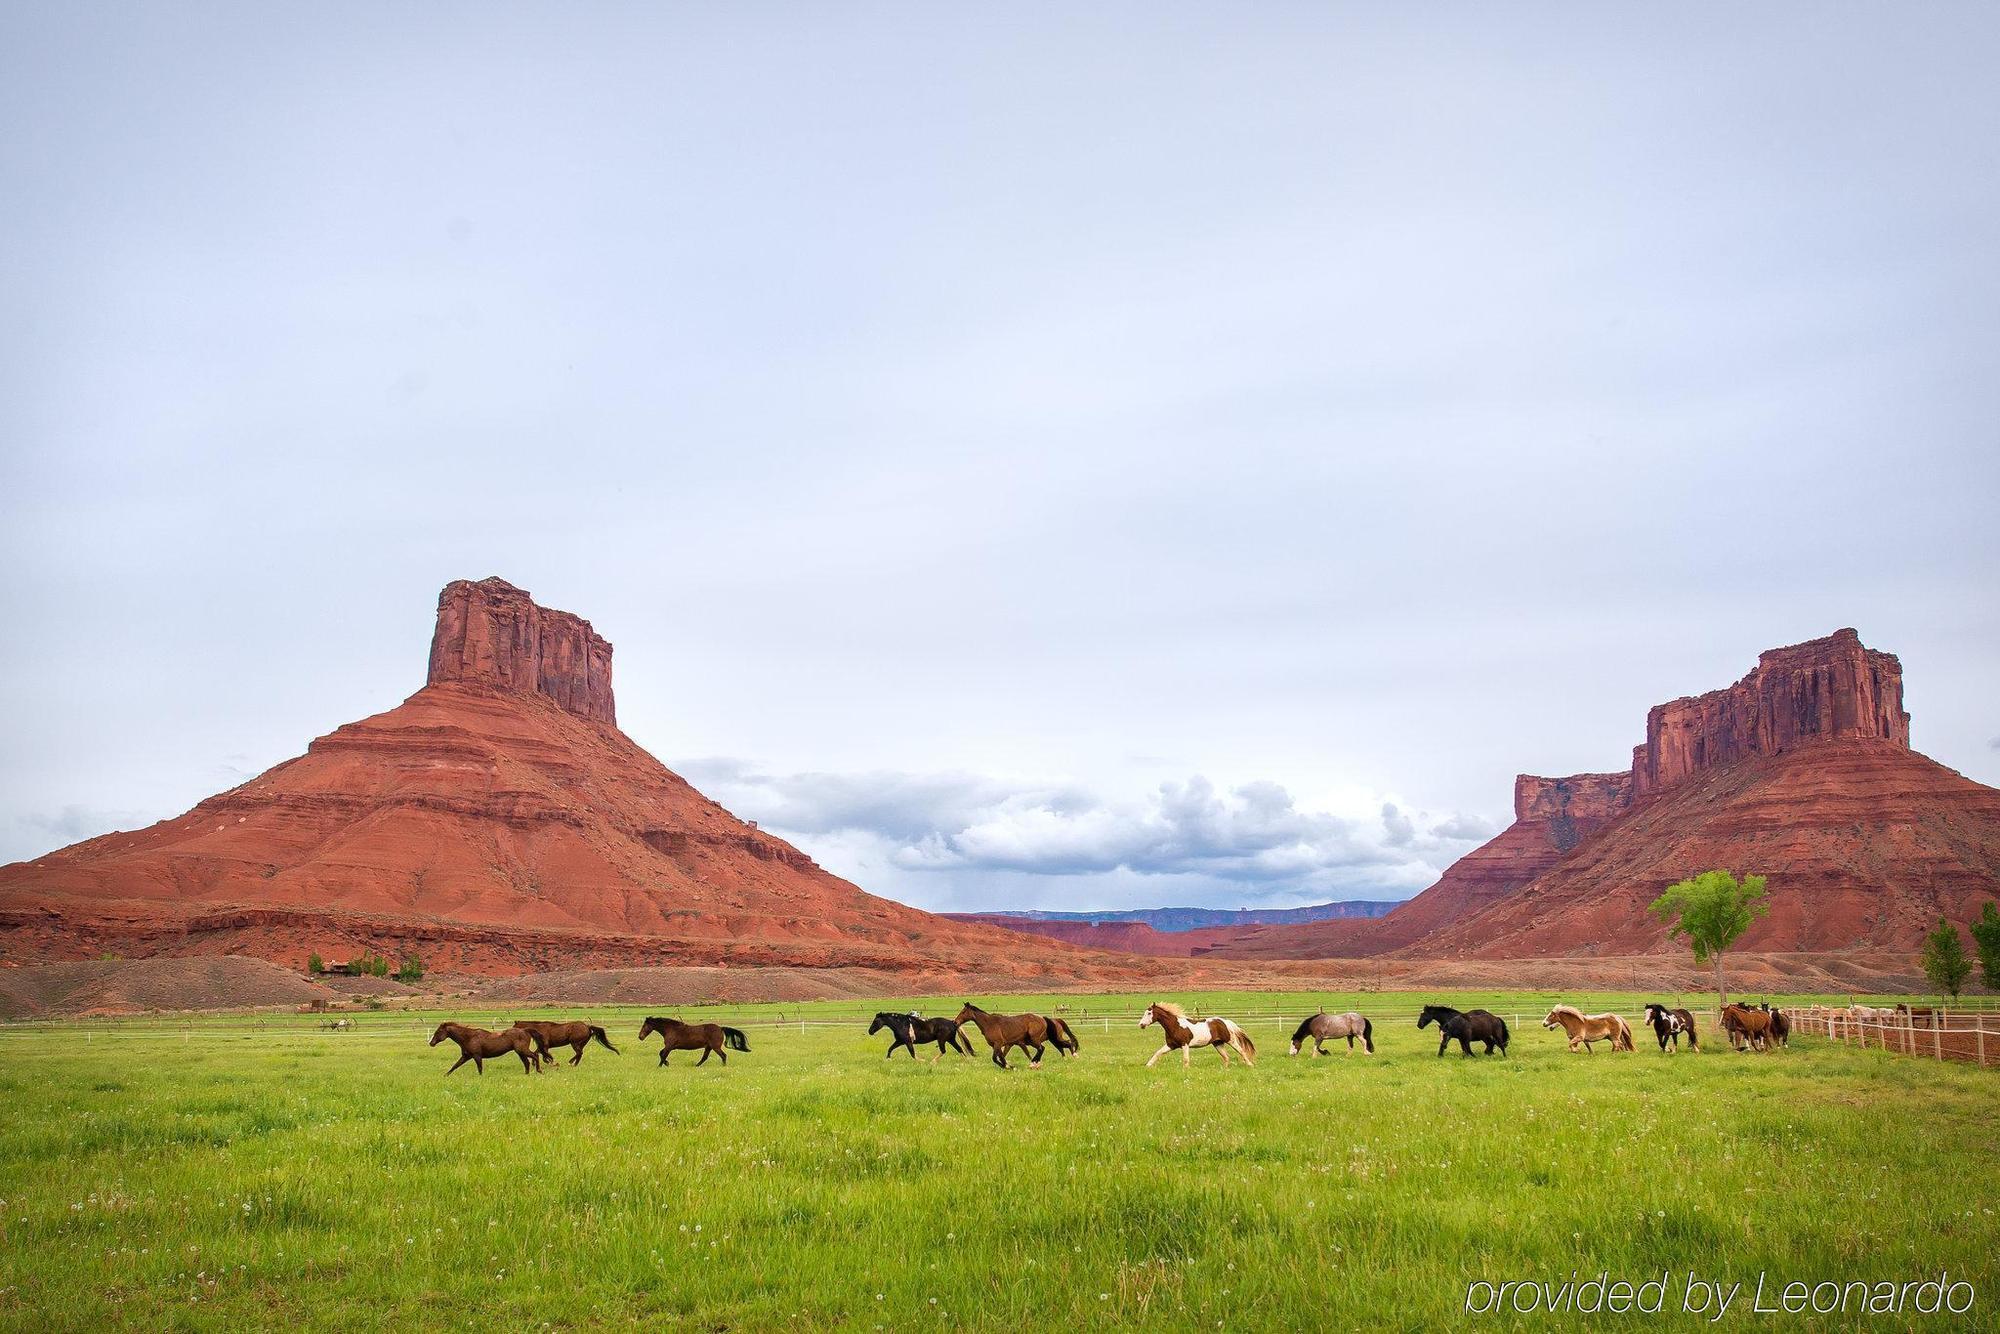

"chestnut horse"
[512, 1019, 619, 1066]
[1140, 1001, 1256, 1067]
[1542, 1005, 1634, 1053]
[1720, 1003, 1777, 1052]
[954, 1003, 1061, 1069]
[638, 1016, 750, 1066]
[429, 1022, 543, 1075]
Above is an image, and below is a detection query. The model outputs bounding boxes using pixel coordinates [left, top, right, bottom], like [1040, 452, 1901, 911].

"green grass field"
[0, 991, 1993, 1330]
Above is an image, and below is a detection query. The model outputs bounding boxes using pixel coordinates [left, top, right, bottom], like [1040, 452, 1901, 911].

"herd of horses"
[427, 998, 1800, 1074]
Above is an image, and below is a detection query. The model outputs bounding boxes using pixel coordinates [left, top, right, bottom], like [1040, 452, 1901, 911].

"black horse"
[1640, 1003, 1700, 1052]
[869, 1012, 975, 1061]
[1417, 1004, 1509, 1056]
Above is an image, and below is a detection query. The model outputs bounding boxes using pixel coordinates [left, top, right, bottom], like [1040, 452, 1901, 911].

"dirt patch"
[0, 956, 336, 1018]
[315, 975, 419, 998]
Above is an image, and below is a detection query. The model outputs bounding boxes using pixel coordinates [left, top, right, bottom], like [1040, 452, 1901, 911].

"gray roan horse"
[1290, 1009, 1374, 1055]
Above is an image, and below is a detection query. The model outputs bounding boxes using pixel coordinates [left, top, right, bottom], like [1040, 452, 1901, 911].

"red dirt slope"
[0, 579, 1112, 980]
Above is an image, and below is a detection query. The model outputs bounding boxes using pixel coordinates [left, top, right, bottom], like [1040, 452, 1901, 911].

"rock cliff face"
[1631, 629, 1908, 797]
[1197, 629, 1995, 961]
[1512, 772, 1634, 853]
[426, 578, 616, 726]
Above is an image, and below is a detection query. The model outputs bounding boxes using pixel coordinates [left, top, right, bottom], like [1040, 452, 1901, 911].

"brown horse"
[1720, 1004, 1777, 1052]
[512, 1019, 619, 1066]
[638, 1016, 750, 1067]
[954, 1003, 1060, 1069]
[429, 1022, 543, 1075]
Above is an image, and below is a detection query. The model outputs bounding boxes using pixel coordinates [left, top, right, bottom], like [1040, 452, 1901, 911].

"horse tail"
[1234, 1025, 1256, 1065]
[1497, 1017, 1511, 1050]
[1361, 1017, 1374, 1054]
[722, 1026, 750, 1052]
[589, 1025, 618, 1054]
[1049, 1016, 1079, 1053]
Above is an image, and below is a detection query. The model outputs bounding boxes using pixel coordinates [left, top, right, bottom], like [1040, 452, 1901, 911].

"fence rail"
[1789, 1004, 1999, 1069]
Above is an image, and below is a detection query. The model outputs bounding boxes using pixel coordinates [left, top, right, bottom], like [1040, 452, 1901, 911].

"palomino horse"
[638, 1016, 750, 1067]
[954, 1003, 1062, 1069]
[512, 1019, 619, 1066]
[1289, 1009, 1374, 1056]
[869, 1012, 975, 1062]
[1418, 1005, 1510, 1056]
[1542, 1005, 1634, 1053]
[1640, 1003, 1699, 1053]
[1139, 1001, 1257, 1068]
[1720, 1004, 1778, 1052]
[429, 1022, 543, 1075]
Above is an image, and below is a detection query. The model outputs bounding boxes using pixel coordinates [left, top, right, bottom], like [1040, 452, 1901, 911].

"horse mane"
[1150, 1001, 1187, 1020]
[1291, 1015, 1316, 1042]
[1547, 1004, 1582, 1020]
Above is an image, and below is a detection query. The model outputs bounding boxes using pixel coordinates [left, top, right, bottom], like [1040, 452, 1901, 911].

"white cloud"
[677, 759, 1495, 912]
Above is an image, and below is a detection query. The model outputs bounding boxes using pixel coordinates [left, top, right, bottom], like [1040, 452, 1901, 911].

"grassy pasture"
[0, 991, 1993, 1331]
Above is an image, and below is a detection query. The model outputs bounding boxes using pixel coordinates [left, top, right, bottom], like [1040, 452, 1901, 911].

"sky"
[3, 5, 1998, 914]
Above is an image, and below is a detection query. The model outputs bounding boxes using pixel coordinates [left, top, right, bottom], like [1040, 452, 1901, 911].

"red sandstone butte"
[1201, 629, 1999, 962]
[0, 579, 1141, 980]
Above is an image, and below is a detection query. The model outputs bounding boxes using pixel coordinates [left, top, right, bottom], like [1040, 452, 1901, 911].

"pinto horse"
[1139, 1001, 1257, 1068]
[1417, 1005, 1509, 1057]
[512, 1019, 619, 1066]
[638, 1016, 750, 1067]
[1720, 1003, 1778, 1052]
[429, 1022, 543, 1075]
[869, 1012, 974, 1062]
[954, 1003, 1062, 1069]
[1289, 1009, 1374, 1056]
[1640, 1003, 1700, 1053]
[1542, 1005, 1634, 1053]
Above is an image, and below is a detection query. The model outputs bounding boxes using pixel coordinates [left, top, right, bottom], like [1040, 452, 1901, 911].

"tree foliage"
[1969, 901, 2000, 992]
[396, 954, 425, 984]
[306, 952, 324, 976]
[1648, 869, 1769, 1006]
[1922, 917, 1972, 999]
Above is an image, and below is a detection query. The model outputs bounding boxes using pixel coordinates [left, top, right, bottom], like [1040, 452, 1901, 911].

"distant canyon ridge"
[2, 579, 1995, 992]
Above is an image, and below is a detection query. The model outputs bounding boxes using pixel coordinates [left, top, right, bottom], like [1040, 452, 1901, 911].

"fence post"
[1979, 1019, 1987, 1068]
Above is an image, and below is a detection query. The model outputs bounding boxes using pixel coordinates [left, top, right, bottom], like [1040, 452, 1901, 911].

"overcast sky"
[4, 5, 1997, 913]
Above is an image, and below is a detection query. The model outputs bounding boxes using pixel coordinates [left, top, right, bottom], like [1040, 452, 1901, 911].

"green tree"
[1969, 901, 2000, 992]
[1922, 917, 1972, 1000]
[1648, 870, 1769, 1008]
[396, 954, 425, 984]
[306, 952, 324, 976]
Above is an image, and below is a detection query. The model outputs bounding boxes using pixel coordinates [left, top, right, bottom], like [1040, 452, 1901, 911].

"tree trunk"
[1714, 954, 1726, 1010]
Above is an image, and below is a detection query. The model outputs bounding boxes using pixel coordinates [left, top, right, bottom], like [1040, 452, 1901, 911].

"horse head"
[1139, 1003, 1158, 1029]
[1542, 1006, 1574, 1031]
[638, 1017, 664, 1042]
[867, 1014, 891, 1035]
[1417, 1005, 1452, 1030]
[953, 1003, 983, 1027]
[428, 1023, 451, 1046]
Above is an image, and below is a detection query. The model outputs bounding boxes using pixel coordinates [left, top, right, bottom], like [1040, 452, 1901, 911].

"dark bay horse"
[512, 1019, 619, 1066]
[869, 1012, 974, 1062]
[954, 1003, 1062, 1069]
[638, 1016, 749, 1066]
[1640, 1003, 1700, 1053]
[1290, 1009, 1374, 1056]
[429, 1022, 543, 1075]
[1417, 1005, 1509, 1057]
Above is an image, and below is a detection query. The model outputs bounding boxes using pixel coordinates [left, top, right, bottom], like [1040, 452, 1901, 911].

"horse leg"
[474, 1056, 484, 1074]
[1029, 1042, 1044, 1069]
[1438, 1034, 1449, 1058]
[570, 1042, 584, 1066]
[659, 1049, 670, 1066]
[518, 1049, 535, 1074]
[695, 1047, 711, 1065]
[445, 1053, 470, 1076]
[1215, 1043, 1231, 1066]
[1146, 1043, 1170, 1068]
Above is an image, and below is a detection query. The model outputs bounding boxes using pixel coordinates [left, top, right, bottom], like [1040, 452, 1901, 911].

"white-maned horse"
[1139, 1001, 1257, 1068]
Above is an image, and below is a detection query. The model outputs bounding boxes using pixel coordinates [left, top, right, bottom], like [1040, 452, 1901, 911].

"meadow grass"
[0, 991, 1993, 1331]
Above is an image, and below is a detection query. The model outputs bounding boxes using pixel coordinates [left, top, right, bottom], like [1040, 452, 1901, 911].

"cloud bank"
[677, 759, 1494, 913]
